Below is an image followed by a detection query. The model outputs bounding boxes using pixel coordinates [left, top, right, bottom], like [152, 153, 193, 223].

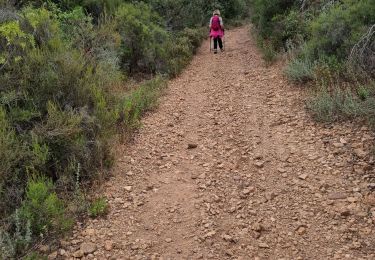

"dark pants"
[213, 37, 223, 50]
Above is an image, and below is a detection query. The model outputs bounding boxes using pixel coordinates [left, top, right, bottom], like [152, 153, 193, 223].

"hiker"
[209, 9, 224, 54]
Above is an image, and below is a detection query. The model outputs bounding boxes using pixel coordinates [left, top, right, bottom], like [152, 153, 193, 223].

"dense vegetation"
[250, 0, 375, 122]
[0, 0, 250, 258]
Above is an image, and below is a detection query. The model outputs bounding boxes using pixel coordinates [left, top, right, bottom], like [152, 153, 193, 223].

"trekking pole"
[223, 29, 225, 51]
[210, 36, 212, 52]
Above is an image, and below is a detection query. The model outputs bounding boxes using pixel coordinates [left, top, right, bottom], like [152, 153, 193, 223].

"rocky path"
[60, 27, 375, 260]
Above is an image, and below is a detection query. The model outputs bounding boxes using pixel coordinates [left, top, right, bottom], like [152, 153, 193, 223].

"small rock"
[48, 252, 58, 260]
[296, 226, 307, 235]
[80, 242, 97, 254]
[347, 197, 358, 203]
[124, 186, 132, 192]
[198, 173, 206, 179]
[354, 149, 367, 158]
[340, 209, 351, 217]
[266, 192, 276, 201]
[328, 193, 347, 200]
[243, 187, 255, 195]
[73, 250, 84, 258]
[59, 249, 66, 256]
[252, 223, 264, 232]
[258, 242, 270, 249]
[39, 245, 50, 253]
[203, 230, 216, 239]
[333, 143, 344, 148]
[255, 161, 265, 168]
[340, 138, 347, 144]
[298, 174, 308, 180]
[104, 240, 113, 251]
[165, 238, 173, 243]
[222, 234, 236, 243]
[83, 228, 96, 236]
[188, 143, 198, 149]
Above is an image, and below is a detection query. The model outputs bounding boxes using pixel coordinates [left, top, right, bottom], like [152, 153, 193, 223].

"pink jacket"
[209, 16, 224, 38]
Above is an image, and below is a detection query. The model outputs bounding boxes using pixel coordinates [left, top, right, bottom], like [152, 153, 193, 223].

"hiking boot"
[213, 49, 218, 54]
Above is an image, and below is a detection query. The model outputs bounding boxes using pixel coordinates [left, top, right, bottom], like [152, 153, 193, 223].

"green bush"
[307, 86, 375, 122]
[256, 38, 277, 65]
[88, 197, 108, 218]
[0, 210, 32, 258]
[0, 107, 27, 218]
[19, 177, 73, 236]
[115, 3, 169, 74]
[118, 77, 167, 132]
[357, 85, 371, 101]
[1, 177, 71, 258]
[306, 0, 375, 62]
[251, 0, 297, 39]
[285, 58, 315, 83]
[143, 0, 249, 30]
[179, 27, 206, 53]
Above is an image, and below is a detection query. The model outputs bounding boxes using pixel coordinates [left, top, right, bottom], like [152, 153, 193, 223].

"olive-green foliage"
[251, 0, 375, 122]
[1, 177, 71, 257]
[142, 0, 249, 30]
[19, 177, 73, 236]
[180, 27, 207, 54]
[285, 58, 315, 83]
[306, 0, 375, 61]
[0, 6, 120, 258]
[0, 209, 32, 258]
[115, 3, 169, 74]
[113, 3, 206, 75]
[251, 0, 297, 39]
[88, 197, 108, 217]
[119, 77, 167, 132]
[23, 252, 48, 260]
[308, 86, 375, 123]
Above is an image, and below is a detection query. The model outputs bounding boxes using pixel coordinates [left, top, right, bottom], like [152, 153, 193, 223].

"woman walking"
[209, 10, 224, 54]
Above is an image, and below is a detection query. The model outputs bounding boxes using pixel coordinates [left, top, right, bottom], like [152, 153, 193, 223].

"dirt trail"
[61, 27, 375, 260]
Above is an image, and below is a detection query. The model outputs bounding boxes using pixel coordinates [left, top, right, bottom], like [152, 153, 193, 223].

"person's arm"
[220, 17, 224, 29]
[209, 17, 213, 28]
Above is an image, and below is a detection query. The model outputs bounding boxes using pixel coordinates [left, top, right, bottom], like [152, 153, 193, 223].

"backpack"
[211, 16, 221, 31]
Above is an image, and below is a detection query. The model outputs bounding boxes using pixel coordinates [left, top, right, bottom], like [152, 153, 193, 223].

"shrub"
[1, 177, 71, 258]
[306, 0, 375, 62]
[256, 38, 277, 65]
[165, 36, 193, 77]
[285, 58, 315, 83]
[0, 107, 27, 218]
[19, 177, 73, 237]
[307, 86, 375, 122]
[251, 0, 297, 39]
[115, 3, 169, 74]
[88, 197, 108, 218]
[118, 77, 167, 132]
[357, 85, 371, 101]
[0, 210, 32, 258]
[179, 27, 206, 53]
